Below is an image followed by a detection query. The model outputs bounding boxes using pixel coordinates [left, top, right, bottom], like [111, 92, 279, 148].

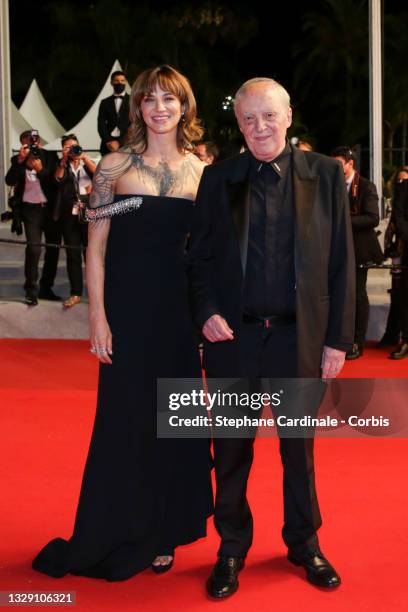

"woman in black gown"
[32, 65, 213, 581]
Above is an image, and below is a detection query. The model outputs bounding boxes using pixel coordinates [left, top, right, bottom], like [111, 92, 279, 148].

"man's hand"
[106, 140, 120, 152]
[321, 345, 346, 380]
[17, 145, 30, 163]
[26, 157, 43, 173]
[202, 314, 234, 343]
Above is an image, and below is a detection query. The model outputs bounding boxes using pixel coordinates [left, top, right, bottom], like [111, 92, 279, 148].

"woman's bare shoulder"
[97, 151, 134, 174]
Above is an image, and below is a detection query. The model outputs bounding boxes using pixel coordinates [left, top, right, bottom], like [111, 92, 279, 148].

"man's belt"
[242, 312, 296, 328]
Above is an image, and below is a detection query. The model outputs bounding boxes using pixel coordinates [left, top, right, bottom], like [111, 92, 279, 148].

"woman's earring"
[180, 112, 186, 123]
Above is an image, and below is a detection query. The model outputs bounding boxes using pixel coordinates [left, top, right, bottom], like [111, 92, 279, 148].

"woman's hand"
[61, 146, 71, 164]
[89, 312, 113, 364]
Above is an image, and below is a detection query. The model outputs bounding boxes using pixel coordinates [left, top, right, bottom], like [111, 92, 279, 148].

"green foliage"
[293, 0, 369, 151]
[293, 0, 408, 156]
[10, 0, 406, 157]
[383, 12, 408, 137]
[10, 0, 258, 142]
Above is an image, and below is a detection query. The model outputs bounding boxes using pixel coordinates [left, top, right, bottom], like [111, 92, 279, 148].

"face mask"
[113, 83, 126, 94]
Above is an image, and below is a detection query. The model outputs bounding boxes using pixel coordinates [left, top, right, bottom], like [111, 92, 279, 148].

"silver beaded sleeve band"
[85, 196, 143, 222]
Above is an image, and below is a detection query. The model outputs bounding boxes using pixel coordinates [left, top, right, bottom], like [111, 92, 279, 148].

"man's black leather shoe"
[345, 343, 363, 360]
[38, 289, 62, 301]
[389, 343, 408, 360]
[288, 549, 341, 588]
[206, 556, 245, 599]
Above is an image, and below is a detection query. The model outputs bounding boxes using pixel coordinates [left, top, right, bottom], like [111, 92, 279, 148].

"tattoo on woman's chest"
[131, 154, 196, 197]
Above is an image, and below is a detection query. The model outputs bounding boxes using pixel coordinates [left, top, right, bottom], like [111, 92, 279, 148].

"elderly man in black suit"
[97, 71, 130, 155]
[188, 78, 355, 599]
[332, 146, 383, 360]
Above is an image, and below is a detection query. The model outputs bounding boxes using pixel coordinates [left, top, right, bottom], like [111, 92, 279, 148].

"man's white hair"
[234, 78, 291, 112]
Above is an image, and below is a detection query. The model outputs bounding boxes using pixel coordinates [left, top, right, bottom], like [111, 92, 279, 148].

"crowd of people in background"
[3, 70, 408, 359]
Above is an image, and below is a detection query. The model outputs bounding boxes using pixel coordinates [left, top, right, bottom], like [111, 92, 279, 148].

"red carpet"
[1, 339, 407, 611]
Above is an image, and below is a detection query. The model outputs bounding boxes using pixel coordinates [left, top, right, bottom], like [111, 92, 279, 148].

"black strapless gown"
[32, 195, 213, 581]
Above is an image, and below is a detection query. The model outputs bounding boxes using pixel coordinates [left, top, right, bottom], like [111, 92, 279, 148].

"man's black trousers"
[207, 321, 322, 558]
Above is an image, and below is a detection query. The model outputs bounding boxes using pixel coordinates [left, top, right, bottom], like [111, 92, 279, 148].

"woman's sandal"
[63, 295, 81, 309]
[151, 550, 175, 574]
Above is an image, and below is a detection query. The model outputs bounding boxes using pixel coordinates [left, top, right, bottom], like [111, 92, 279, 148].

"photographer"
[54, 134, 96, 308]
[5, 130, 59, 306]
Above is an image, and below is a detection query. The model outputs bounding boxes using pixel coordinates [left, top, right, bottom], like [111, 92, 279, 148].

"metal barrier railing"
[0, 239, 406, 268]
[0, 237, 83, 250]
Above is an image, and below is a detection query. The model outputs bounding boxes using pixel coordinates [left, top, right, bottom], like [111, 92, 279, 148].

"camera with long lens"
[29, 130, 41, 157]
[69, 144, 83, 156]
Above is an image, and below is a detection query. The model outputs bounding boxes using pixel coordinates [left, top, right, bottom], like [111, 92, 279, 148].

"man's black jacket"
[348, 173, 383, 264]
[5, 150, 58, 206]
[97, 94, 130, 154]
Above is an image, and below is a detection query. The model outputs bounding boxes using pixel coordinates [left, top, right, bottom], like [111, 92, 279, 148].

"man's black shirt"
[243, 142, 296, 317]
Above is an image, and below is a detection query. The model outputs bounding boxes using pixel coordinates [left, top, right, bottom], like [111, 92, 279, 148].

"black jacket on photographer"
[348, 172, 383, 264]
[53, 162, 94, 221]
[5, 149, 58, 208]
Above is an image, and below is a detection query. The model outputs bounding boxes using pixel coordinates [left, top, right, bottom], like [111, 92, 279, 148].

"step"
[0, 299, 391, 342]
[0, 299, 89, 338]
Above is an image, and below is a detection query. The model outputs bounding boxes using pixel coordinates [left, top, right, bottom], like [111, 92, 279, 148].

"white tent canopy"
[10, 101, 32, 150]
[19, 79, 65, 144]
[45, 59, 130, 152]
